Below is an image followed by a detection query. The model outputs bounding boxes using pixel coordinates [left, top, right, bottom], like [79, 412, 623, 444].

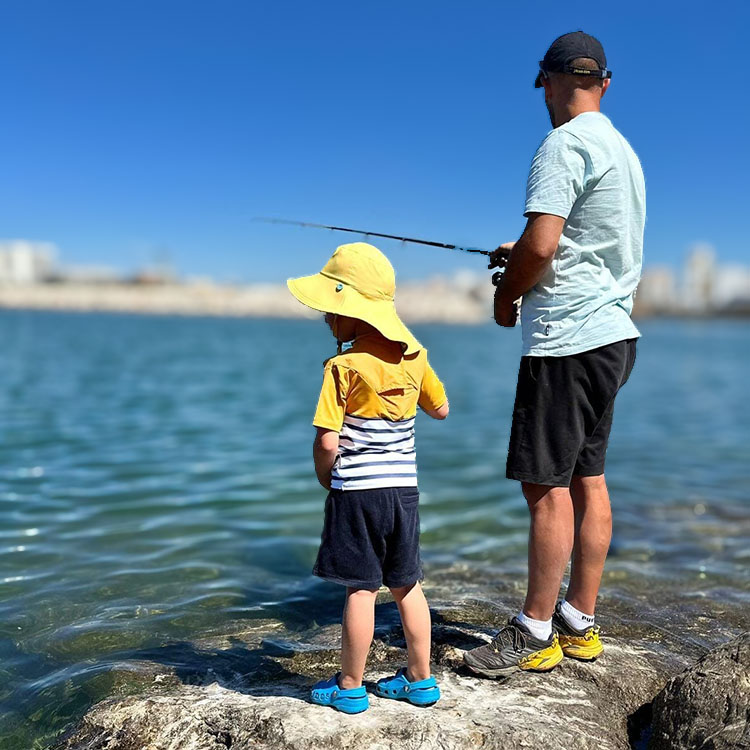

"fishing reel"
[488, 250, 510, 287]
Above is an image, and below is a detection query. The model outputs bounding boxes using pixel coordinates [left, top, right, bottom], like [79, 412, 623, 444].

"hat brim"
[287, 273, 421, 355]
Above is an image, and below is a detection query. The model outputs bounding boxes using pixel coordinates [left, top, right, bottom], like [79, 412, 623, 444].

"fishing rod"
[257, 217, 491, 256]
[256, 217, 508, 283]
[258, 217, 509, 286]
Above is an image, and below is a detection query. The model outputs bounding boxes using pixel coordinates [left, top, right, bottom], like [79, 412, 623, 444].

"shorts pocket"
[396, 487, 420, 506]
[527, 356, 543, 383]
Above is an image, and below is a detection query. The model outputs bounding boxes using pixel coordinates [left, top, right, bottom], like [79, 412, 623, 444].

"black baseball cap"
[534, 31, 611, 88]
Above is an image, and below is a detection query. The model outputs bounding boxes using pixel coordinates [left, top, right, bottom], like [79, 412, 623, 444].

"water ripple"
[0, 313, 748, 748]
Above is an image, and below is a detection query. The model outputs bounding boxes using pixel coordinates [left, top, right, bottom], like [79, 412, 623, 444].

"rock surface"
[54, 600, 687, 750]
[649, 632, 750, 750]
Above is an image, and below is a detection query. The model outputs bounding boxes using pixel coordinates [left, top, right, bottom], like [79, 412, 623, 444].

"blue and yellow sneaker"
[310, 673, 369, 714]
[463, 616, 563, 677]
[552, 601, 603, 661]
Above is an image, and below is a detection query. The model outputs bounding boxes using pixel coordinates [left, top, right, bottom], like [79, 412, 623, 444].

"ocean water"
[0, 311, 748, 748]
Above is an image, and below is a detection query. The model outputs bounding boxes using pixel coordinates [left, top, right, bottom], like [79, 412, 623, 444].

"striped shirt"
[333, 414, 416, 490]
[312, 333, 446, 491]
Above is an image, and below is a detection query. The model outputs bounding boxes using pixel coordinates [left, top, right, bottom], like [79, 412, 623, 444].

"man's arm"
[493, 213, 565, 327]
[313, 427, 339, 490]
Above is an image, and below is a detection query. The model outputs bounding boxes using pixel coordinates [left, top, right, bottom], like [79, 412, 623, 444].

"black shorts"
[506, 339, 637, 487]
[313, 486, 423, 590]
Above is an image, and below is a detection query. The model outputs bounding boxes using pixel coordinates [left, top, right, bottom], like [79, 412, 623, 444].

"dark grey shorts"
[506, 338, 637, 487]
[313, 486, 423, 590]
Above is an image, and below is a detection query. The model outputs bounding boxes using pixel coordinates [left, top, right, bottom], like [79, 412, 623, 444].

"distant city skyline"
[637, 245, 750, 314]
[0, 232, 744, 287]
[3, 239, 749, 317]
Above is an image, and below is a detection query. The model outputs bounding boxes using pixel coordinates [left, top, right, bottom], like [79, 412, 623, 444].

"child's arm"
[422, 401, 449, 420]
[313, 427, 339, 490]
[419, 358, 449, 420]
[311, 362, 349, 489]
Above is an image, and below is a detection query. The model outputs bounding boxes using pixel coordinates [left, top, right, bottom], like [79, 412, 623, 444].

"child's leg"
[389, 582, 431, 681]
[340, 587, 379, 690]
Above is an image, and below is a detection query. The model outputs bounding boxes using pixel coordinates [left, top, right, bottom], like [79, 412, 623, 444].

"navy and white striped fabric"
[332, 414, 417, 490]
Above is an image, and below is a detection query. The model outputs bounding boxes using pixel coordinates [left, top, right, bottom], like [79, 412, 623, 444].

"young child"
[287, 242, 449, 714]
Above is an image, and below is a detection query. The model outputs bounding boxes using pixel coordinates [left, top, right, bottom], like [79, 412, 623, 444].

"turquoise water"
[1, 311, 749, 747]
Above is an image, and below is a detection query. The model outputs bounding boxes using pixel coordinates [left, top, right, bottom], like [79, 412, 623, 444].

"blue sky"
[1, 1, 748, 282]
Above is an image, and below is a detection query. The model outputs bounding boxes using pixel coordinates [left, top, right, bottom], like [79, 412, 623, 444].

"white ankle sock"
[560, 600, 595, 631]
[516, 610, 552, 641]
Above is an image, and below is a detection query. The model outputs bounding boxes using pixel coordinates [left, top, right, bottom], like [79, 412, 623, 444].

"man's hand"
[490, 214, 564, 329]
[488, 241, 516, 270]
[494, 291, 518, 327]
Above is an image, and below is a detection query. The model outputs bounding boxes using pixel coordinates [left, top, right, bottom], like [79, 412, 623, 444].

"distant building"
[682, 244, 716, 313]
[635, 266, 678, 314]
[50, 265, 122, 284]
[129, 265, 177, 285]
[712, 265, 750, 309]
[0, 240, 57, 283]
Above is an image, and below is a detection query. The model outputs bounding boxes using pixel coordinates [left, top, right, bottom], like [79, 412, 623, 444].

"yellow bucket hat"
[287, 242, 421, 355]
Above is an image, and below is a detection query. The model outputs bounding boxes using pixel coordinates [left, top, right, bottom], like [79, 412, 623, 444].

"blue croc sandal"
[375, 667, 441, 706]
[310, 673, 369, 714]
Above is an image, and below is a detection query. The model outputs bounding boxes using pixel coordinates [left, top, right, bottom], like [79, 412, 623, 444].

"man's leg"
[565, 473, 612, 616]
[463, 483, 569, 676]
[522, 482, 575, 621]
[562, 339, 634, 619]
[550, 474, 610, 660]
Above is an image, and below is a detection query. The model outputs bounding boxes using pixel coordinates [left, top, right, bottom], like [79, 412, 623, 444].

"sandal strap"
[407, 676, 437, 690]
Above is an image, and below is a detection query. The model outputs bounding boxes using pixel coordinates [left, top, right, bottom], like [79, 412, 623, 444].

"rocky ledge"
[649, 631, 750, 750]
[52, 593, 750, 750]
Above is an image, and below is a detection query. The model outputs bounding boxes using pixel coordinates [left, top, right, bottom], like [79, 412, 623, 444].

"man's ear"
[600, 78, 610, 98]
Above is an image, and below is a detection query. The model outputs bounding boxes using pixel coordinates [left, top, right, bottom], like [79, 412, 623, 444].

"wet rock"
[648, 631, 750, 750]
[54, 601, 686, 750]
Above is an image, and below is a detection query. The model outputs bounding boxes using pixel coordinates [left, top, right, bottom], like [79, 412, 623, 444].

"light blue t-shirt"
[521, 111, 645, 357]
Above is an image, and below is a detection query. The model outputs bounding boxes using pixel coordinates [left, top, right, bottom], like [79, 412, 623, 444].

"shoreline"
[51, 567, 750, 750]
[0, 280, 494, 325]
[2, 282, 749, 324]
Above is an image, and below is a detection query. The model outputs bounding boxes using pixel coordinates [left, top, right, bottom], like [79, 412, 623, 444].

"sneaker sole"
[463, 660, 519, 678]
[560, 645, 603, 661]
[463, 650, 563, 678]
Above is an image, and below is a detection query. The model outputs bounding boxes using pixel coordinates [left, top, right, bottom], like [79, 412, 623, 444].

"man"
[464, 31, 645, 677]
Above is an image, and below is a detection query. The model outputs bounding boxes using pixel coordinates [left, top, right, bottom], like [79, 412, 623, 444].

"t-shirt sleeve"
[418, 359, 447, 412]
[312, 362, 349, 432]
[524, 130, 589, 220]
